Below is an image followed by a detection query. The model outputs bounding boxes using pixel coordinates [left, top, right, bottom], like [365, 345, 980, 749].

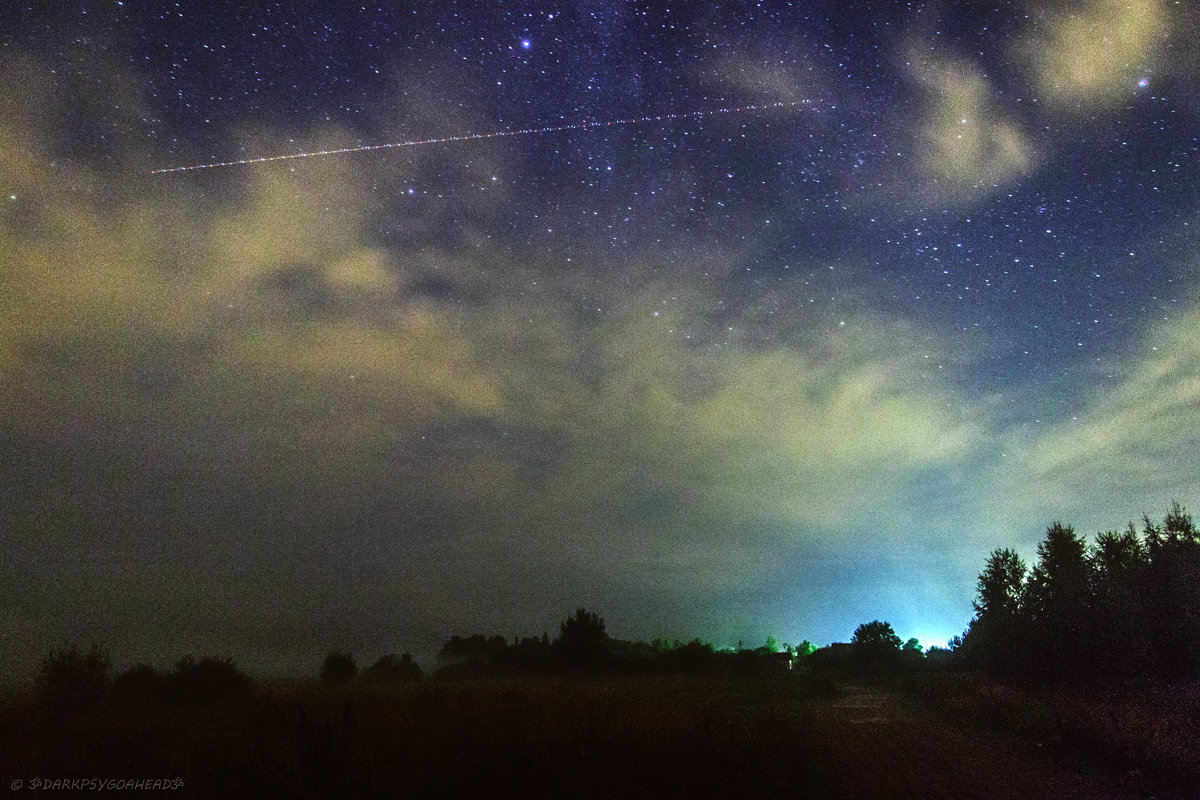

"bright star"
[521, 39, 531, 50]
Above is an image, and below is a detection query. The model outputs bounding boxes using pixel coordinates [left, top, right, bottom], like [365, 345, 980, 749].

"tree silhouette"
[38, 642, 111, 711]
[439, 634, 508, 666]
[1142, 502, 1200, 677]
[668, 639, 719, 673]
[850, 620, 901, 665]
[1093, 524, 1146, 582]
[169, 655, 251, 703]
[1091, 524, 1148, 677]
[1163, 500, 1199, 546]
[498, 636, 553, 672]
[361, 653, 422, 683]
[962, 502, 1200, 682]
[320, 652, 358, 686]
[968, 547, 1028, 674]
[111, 663, 168, 702]
[1025, 522, 1091, 677]
[556, 607, 609, 668]
[975, 548, 1026, 619]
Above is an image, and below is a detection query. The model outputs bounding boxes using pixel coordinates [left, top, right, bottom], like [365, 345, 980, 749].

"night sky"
[3, 1, 1199, 677]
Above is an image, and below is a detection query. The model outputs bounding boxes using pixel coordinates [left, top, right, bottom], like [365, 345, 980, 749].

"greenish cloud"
[901, 43, 1036, 203]
[1022, 0, 1169, 111]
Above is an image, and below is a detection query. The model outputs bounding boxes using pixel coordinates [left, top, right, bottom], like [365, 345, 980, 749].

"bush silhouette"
[37, 642, 111, 711]
[320, 651, 358, 685]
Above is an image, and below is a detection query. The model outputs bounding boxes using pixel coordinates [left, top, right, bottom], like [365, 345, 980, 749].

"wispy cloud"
[996, 296, 1200, 533]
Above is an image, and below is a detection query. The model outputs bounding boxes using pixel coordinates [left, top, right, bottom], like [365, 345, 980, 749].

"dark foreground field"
[2, 673, 1196, 799]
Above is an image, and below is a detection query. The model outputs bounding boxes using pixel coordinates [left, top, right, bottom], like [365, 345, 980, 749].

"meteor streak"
[149, 100, 812, 174]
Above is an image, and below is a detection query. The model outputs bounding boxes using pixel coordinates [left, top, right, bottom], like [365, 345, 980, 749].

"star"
[3, 0, 1197, 683]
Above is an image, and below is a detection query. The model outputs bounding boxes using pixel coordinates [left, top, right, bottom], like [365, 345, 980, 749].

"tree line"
[36, 649, 255, 711]
[957, 501, 1200, 680]
[39, 502, 1195, 710]
[34, 608, 938, 710]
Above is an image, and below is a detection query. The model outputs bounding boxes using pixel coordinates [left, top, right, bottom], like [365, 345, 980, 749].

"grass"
[1, 674, 823, 798]
[2, 671, 1196, 798]
[902, 671, 1200, 793]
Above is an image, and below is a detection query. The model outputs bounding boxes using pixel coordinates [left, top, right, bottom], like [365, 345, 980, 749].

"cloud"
[1, 53, 990, 672]
[469, 290, 983, 567]
[903, 46, 1036, 201]
[681, 338, 978, 529]
[1, 99, 982, 548]
[996, 299, 1200, 532]
[1022, 0, 1168, 110]
[207, 145, 377, 285]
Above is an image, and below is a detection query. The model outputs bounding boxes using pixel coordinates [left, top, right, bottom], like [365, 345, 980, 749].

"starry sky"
[2, 1, 1199, 676]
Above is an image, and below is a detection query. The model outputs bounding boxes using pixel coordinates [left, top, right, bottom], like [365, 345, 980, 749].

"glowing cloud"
[905, 48, 1035, 200]
[0, 58, 981, 568]
[1024, 0, 1168, 109]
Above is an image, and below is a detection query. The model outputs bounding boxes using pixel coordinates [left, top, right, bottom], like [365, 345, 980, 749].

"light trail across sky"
[149, 100, 813, 174]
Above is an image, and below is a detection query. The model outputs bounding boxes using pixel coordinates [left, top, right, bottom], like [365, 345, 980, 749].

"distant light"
[1137, 77, 1149, 88]
[521, 39, 532, 50]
